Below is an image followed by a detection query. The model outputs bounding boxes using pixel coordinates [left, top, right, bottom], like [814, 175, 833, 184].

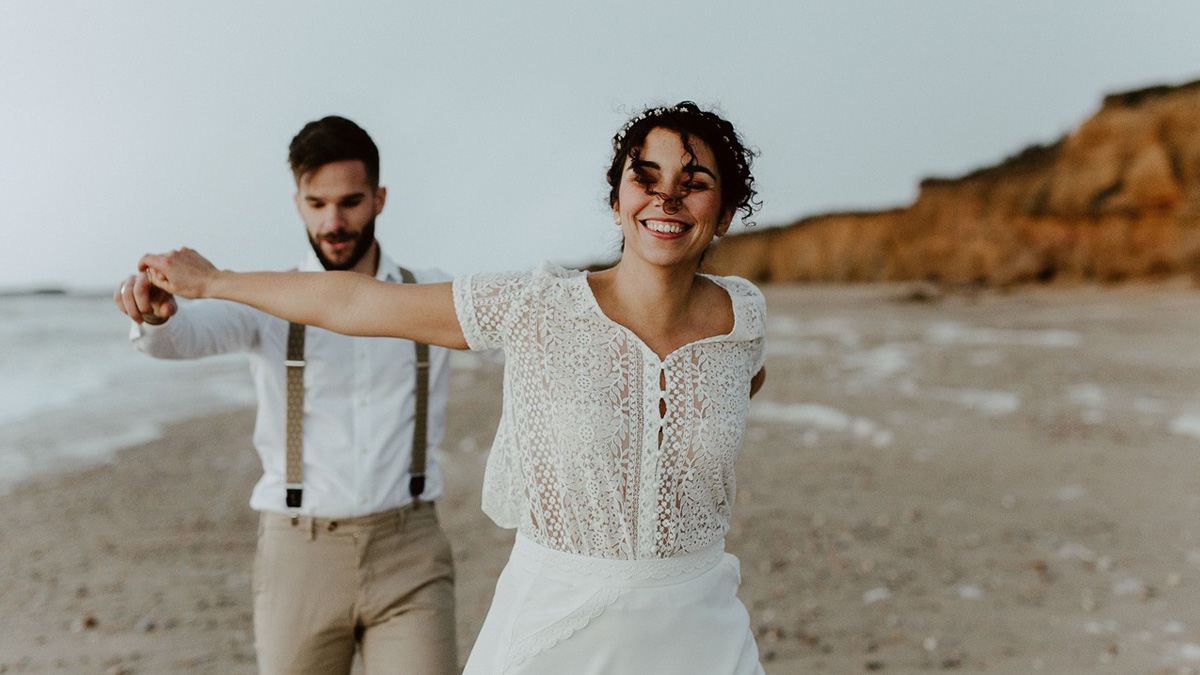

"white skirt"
[464, 534, 764, 675]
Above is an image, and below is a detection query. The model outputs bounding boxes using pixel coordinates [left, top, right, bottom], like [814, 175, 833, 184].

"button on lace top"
[453, 263, 766, 560]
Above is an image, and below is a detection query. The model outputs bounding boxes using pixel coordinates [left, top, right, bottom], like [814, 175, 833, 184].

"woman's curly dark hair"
[606, 101, 760, 226]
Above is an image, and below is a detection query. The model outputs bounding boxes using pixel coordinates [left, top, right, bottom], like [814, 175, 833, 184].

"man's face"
[295, 160, 386, 273]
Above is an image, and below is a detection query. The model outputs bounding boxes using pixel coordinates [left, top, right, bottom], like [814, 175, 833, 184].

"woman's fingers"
[136, 248, 215, 298]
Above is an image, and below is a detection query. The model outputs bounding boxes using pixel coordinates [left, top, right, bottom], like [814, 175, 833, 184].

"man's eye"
[309, 201, 325, 208]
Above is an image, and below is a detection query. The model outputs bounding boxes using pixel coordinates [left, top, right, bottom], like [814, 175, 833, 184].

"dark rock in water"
[0, 287, 67, 297]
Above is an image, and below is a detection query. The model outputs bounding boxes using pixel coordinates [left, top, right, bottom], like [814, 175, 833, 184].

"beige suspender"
[284, 265, 430, 517]
[399, 267, 431, 509]
[284, 322, 306, 513]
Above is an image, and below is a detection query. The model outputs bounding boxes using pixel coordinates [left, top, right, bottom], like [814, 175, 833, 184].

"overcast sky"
[3, 1, 1199, 291]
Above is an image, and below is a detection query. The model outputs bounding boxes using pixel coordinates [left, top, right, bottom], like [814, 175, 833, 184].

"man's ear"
[375, 186, 387, 215]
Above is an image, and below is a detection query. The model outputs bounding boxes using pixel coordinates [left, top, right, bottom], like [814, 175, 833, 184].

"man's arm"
[115, 269, 260, 359]
[141, 248, 469, 350]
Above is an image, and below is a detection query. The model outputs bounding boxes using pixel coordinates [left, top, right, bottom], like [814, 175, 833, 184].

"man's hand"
[140, 247, 220, 300]
[113, 270, 178, 324]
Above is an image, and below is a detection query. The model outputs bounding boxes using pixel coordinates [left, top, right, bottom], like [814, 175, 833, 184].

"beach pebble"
[863, 587, 892, 605]
[137, 615, 157, 633]
[71, 612, 98, 632]
[1112, 577, 1145, 596]
[956, 585, 983, 600]
[924, 636, 939, 652]
[940, 655, 964, 669]
[1169, 572, 1183, 587]
[1056, 485, 1084, 501]
[1057, 542, 1096, 563]
[1085, 620, 1118, 634]
[1179, 643, 1200, 660]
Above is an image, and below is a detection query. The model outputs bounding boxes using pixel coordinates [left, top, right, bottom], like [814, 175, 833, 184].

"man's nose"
[324, 206, 348, 228]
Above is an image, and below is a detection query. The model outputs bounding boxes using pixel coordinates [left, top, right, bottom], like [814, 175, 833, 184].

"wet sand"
[4, 282, 1200, 674]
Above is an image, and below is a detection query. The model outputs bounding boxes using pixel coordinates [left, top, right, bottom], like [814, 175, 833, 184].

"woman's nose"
[653, 190, 683, 214]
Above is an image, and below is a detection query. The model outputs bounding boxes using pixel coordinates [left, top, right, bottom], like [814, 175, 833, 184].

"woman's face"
[613, 127, 732, 271]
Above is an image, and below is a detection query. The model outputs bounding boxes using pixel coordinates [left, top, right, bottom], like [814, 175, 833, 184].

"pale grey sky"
[3, 1, 1199, 290]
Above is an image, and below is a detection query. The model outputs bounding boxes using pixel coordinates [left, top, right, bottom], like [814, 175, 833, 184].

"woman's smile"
[641, 218, 690, 238]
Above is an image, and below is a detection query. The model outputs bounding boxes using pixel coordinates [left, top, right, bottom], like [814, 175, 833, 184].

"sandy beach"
[5, 282, 1200, 674]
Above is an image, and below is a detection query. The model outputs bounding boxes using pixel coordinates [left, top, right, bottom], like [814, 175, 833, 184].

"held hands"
[113, 270, 177, 325]
[139, 247, 220, 300]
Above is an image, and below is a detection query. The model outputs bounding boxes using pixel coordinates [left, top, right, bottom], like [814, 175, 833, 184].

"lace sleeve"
[717, 275, 768, 375]
[748, 288, 767, 375]
[452, 271, 532, 352]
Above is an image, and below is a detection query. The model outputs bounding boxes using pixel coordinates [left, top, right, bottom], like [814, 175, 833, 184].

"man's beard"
[310, 220, 376, 271]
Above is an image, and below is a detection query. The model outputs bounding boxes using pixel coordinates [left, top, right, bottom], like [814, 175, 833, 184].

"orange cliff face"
[705, 79, 1200, 286]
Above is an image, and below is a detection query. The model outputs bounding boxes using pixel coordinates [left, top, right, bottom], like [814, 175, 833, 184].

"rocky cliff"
[705, 79, 1200, 285]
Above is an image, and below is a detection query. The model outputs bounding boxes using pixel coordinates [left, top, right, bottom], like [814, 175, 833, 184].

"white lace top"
[452, 263, 766, 560]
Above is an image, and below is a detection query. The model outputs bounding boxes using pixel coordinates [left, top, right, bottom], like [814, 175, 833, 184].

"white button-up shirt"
[131, 249, 452, 518]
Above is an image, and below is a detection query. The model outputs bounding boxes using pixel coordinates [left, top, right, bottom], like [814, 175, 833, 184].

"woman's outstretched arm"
[140, 248, 468, 349]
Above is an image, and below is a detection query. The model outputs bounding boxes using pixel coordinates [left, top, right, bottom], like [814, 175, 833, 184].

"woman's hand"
[139, 248, 220, 299]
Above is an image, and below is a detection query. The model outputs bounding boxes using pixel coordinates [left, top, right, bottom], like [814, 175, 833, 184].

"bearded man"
[114, 116, 459, 674]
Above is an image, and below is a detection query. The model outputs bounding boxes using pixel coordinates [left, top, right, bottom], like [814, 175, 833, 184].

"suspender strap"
[398, 267, 431, 507]
[283, 268, 431, 514]
[284, 321, 306, 514]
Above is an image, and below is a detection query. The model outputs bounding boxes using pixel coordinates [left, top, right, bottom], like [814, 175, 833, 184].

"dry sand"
[4, 282, 1200, 674]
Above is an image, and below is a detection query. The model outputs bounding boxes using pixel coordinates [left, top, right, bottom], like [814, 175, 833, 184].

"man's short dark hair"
[288, 116, 380, 187]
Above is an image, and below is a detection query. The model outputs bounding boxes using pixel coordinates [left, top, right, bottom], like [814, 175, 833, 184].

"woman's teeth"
[644, 220, 685, 234]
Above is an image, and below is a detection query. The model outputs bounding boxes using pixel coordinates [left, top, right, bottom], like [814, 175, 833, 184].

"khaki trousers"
[253, 504, 457, 675]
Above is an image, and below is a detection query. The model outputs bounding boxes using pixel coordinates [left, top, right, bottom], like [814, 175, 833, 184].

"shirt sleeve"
[451, 271, 532, 352]
[131, 298, 262, 358]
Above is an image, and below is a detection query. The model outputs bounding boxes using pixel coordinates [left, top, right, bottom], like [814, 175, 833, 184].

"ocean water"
[0, 292, 256, 495]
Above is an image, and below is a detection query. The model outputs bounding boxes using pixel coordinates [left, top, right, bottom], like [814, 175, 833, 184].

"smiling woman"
[141, 102, 768, 674]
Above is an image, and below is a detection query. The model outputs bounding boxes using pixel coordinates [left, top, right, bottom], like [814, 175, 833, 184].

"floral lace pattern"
[453, 263, 766, 559]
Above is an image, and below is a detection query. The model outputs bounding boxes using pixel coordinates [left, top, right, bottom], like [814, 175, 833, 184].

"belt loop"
[398, 504, 408, 534]
[308, 517, 316, 541]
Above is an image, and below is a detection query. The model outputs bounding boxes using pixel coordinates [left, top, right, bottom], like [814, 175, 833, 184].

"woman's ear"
[716, 209, 734, 237]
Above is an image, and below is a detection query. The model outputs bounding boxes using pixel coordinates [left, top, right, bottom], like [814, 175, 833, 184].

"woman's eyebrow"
[632, 158, 715, 179]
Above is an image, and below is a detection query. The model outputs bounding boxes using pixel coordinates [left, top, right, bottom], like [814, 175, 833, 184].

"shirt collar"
[300, 246, 402, 283]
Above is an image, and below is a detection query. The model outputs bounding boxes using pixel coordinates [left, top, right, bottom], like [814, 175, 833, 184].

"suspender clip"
[286, 484, 303, 509]
[409, 472, 426, 500]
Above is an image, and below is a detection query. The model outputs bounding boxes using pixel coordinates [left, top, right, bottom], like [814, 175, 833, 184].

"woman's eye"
[686, 181, 711, 191]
